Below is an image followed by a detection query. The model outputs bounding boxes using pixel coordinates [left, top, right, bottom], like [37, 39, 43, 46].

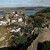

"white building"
[0, 20, 7, 25]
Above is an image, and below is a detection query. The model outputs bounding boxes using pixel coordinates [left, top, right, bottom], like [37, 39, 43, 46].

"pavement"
[27, 26, 50, 50]
[38, 26, 50, 42]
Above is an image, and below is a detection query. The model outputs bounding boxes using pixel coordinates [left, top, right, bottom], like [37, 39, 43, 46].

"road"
[27, 26, 50, 50]
[38, 27, 50, 42]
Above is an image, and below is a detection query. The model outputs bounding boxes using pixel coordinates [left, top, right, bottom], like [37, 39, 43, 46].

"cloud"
[0, 0, 50, 7]
[32, 0, 50, 7]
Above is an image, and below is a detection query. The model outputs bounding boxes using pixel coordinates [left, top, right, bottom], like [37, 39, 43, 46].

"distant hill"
[36, 7, 50, 19]
[0, 7, 46, 11]
[37, 7, 50, 13]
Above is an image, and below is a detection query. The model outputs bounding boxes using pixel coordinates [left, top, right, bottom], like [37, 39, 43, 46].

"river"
[24, 11, 37, 16]
[0, 11, 37, 17]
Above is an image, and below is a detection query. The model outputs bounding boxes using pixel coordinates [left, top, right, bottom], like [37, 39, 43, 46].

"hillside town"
[0, 7, 50, 50]
[0, 0, 50, 50]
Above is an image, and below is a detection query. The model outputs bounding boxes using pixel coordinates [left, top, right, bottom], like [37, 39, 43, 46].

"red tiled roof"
[10, 14, 18, 18]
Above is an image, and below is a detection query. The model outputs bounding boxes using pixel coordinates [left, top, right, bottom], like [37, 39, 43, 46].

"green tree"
[34, 16, 44, 34]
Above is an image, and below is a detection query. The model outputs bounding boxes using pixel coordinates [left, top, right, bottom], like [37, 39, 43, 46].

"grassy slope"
[0, 25, 12, 47]
[36, 7, 50, 18]
[42, 12, 50, 18]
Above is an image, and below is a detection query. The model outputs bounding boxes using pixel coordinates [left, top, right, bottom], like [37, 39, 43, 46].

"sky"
[0, 0, 50, 7]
